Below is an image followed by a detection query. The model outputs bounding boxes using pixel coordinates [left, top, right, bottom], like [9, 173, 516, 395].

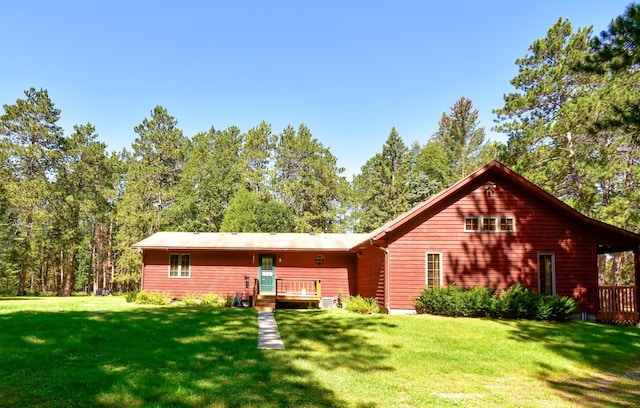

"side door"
[259, 255, 276, 294]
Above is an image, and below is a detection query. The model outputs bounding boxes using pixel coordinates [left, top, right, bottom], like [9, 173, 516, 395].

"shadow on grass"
[275, 310, 397, 372]
[502, 320, 640, 407]
[0, 305, 394, 407]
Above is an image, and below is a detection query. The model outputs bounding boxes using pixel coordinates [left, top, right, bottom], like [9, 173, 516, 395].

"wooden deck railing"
[276, 278, 322, 299]
[597, 286, 638, 324]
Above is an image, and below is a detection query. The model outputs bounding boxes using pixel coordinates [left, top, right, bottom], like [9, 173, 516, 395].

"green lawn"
[0, 297, 639, 407]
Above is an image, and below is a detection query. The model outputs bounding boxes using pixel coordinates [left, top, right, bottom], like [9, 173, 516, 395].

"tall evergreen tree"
[493, 18, 599, 208]
[115, 106, 187, 290]
[55, 123, 114, 295]
[272, 124, 349, 232]
[406, 140, 449, 207]
[432, 97, 488, 181]
[220, 189, 295, 233]
[168, 126, 244, 232]
[241, 121, 275, 198]
[352, 127, 410, 232]
[496, 7, 640, 283]
[0, 88, 63, 295]
[576, 3, 640, 236]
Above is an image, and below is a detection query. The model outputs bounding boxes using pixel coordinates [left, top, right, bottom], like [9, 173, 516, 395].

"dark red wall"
[383, 174, 599, 311]
[356, 246, 386, 307]
[141, 249, 357, 299]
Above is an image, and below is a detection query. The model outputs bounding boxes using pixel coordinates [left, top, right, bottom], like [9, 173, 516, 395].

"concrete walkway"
[257, 311, 285, 350]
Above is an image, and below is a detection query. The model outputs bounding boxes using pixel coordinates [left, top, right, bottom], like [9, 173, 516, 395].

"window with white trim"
[426, 252, 442, 288]
[482, 217, 497, 231]
[169, 253, 190, 278]
[465, 217, 479, 231]
[538, 253, 555, 295]
[500, 217, 514, 232]
[464, 216, 515, 232]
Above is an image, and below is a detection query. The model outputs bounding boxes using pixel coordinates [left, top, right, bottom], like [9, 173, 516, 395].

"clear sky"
[0, 0, 633, 178]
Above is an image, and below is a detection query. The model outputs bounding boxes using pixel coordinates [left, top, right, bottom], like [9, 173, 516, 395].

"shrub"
[178, 293, 228, 307]
[491, 284, 538, 319]
[413, 284, 493, 317]
[180, 293, 201, 306]
[344, 295, 380, 314]
[414, 283, 578, 322]
[0, 287, 15, 297]
[200, 293, 227, 308]
[124, 290, 140, 303]
[538, 295, 577, 321]
[128, 290, 171, 305]
[463, 285, 495, 317]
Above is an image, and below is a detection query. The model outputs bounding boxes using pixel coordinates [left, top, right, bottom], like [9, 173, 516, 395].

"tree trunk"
[60, 252, 75, 296]
[17, 261, 26, 296]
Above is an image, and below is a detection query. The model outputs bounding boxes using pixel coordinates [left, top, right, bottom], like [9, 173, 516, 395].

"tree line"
[1, 3, 639, 295]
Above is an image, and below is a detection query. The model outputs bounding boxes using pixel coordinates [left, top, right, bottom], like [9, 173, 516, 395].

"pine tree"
[272, 124, 349, 232]
[352, 127, 410, 232]
[55, 123, 114, 295]
[432, 97, 488, 181]
[220, 189, 295, 233]
[493, 18, 599, 208]
[114, 106, 187, 290]
[0, 88, 63, 295]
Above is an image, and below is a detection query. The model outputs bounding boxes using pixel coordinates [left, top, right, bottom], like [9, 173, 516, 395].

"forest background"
[1, 4, 639, 295]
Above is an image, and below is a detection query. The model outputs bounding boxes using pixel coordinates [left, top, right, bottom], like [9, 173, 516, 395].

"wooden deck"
[252, 278, 322, 310]
[597, 286, 639, 325]
[275, 278, 322, 308]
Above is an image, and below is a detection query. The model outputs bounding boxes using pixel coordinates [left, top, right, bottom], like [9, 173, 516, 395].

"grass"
[0, 297, 638, 407]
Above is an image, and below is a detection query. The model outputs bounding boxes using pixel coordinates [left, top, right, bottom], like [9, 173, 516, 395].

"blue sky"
[0, 0, 633, 178]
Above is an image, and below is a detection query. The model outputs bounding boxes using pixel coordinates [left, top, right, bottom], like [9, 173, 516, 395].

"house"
[133, 161, 640, 322]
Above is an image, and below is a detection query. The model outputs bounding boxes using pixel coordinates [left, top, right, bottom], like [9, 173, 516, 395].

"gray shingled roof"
[132, 231, 371, 251]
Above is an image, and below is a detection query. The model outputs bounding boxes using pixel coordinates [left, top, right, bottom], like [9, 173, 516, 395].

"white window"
[538, 253, 555, 295]
[169, 254, 190, 278]
[465, 217, 480, 231]
[500, 217, 515, 232]
[464, 216, 515, 232]
[425, 253, 442, 288]
[482, 217, 497, 231]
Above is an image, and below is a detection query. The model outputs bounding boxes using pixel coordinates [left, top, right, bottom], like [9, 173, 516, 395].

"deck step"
[254, 295, 276, 311]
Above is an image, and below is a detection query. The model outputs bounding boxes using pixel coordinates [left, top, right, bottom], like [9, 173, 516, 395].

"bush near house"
[180, 293, 228, 307]
[344, 295, 380, 314]
[125, 290, 172, 305]
[413, 283, 577, 321]
[126, 291, 232, 307]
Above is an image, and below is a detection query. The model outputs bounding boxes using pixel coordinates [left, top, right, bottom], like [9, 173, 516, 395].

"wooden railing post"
[317, 280, 321, 298]
[253, 278, 259, 307]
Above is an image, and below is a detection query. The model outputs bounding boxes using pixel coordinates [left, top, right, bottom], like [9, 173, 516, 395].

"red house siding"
[135, 162, 639, 316]
[141, 250, 254, 298]
[356, 246, 386, 306]
[383, 176, 600, 311]
[275, 252, 357, 298]
[141, 249, 357, 299]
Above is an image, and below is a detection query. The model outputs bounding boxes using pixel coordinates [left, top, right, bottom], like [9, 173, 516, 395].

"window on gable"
[465, 216, 515, 232]
[426, 253, 442, 288]
[500, 217, 515, 232]
[482, 217, 497, 231]
[465, 217, 480, 231]
[169, 254, 190, 278]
